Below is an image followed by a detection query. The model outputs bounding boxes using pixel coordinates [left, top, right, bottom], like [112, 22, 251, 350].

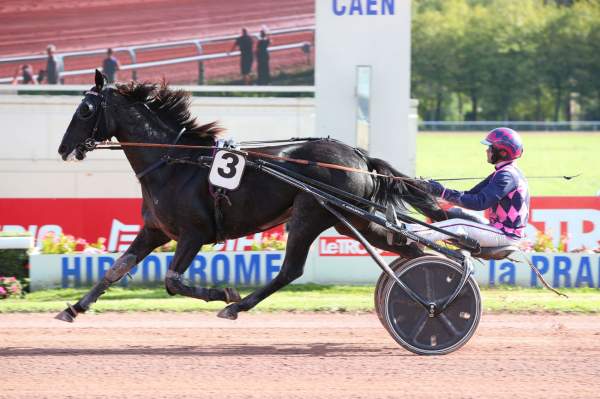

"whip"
[432, 173, 581, 182]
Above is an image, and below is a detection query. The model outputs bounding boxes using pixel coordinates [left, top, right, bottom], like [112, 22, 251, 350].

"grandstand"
[0, 0, 314, 84]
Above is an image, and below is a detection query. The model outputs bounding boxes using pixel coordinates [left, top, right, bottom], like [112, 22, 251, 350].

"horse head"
[58, 70, 116, 161]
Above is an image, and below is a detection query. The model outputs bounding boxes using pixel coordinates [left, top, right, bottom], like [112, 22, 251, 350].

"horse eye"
[78, 102, 95, 119]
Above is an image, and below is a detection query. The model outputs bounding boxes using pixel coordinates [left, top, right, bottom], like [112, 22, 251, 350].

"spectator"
[11, 64, 37, 85]
[102, 48, 121, 84]
[229, 28, 254, 85]
[45, 44, 64, 84]
[256, 28, 271, 85]
[36, 69, 46, 84]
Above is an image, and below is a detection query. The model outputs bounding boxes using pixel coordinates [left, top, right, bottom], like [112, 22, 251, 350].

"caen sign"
[332, 0, 395, 16]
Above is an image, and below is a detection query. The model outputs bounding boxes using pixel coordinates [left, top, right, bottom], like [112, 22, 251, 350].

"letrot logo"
[332, 0, 395, 16]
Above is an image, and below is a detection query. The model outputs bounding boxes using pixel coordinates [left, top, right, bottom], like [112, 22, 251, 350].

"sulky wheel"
[374, 255, 443, 333]
[374, 257, 408, 331]
[378, 255, 482, 355]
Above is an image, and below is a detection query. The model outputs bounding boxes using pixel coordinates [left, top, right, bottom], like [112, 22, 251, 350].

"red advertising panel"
[1, 197, 598, 253]
[0, 198, 284, 251]
[318, 196, 600, 256]
[529, 197, 600, 251]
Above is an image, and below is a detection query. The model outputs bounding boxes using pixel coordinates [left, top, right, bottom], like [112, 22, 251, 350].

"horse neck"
[113, 106, 179, 185]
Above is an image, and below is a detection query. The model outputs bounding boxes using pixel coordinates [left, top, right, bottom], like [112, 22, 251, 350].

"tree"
[449, 3, 495, 121]
[536, 5, 589, 121]
[412, 1, 466, 120]
[573, 3, 600, 119]
[411, 0, 600, 122]
[479, 0, 544, 120]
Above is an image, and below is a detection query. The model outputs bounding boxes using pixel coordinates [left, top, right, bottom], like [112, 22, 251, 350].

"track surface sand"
[2, 312, 599, 398]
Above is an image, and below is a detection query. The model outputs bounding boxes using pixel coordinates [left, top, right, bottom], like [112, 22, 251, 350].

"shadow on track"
[2, 343, 409, 357]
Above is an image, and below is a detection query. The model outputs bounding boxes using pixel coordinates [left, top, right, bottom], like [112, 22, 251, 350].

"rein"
[91, 140, 420, 183]
[76, 88, 423, 187]
[134, 128, 188, 180]
[76, 87, 436, 207]
[90, 139, 440, 209]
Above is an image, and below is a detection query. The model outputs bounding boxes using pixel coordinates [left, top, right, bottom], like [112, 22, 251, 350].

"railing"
[420, 121, 600, 132]
[0, 84, 315, 96]
[0, 26, 314, 85]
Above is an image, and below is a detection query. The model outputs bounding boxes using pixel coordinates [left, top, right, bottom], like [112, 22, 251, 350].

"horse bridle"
[75, 88, 193, 179]
[74, 89, 113, 157]
[75, 88, 146, 157]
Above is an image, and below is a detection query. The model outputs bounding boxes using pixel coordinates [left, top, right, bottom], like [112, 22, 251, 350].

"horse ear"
[94, 69, 105, 90]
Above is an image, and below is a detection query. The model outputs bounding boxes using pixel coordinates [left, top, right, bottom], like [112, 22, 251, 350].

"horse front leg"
[55, 227, 171, 322]
[217, 194, 336, 320]
[164, 233, 241, 304]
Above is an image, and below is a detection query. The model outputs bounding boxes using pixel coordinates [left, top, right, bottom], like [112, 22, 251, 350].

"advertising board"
[4, 196, 600, 290]
[2, 197, 598, 250]
[527, 197, 599, 250]
[29, 251, 599, 290]
[0, 198, 283, 252]
[30, 252, 285, 291]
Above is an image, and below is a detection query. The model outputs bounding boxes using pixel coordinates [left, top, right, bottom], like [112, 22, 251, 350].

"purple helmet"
[481, 127, 523, 161]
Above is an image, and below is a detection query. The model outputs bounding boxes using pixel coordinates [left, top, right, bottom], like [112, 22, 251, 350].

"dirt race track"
[2, 312, 599, 398]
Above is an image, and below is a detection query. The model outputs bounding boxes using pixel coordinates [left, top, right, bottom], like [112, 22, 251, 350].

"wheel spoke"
[424, 268, 434, 300]
[438, 312, 460, 337]
[409, 312, 429, 344]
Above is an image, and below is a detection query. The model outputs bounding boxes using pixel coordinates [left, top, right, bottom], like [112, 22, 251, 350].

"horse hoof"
[54, 303, 78, 323]
[55, 309, 75, 323]
[217, 306, 238, 320]
[224, 287, 241, 303]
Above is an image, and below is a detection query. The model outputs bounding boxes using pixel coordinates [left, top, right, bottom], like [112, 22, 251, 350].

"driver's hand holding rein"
[409, 128, 530, 249]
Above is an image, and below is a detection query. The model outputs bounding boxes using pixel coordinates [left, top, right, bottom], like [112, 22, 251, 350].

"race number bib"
[208, 150, 246, 190]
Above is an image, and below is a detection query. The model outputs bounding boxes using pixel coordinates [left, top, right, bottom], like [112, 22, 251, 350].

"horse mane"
[114, 81, 224, 139]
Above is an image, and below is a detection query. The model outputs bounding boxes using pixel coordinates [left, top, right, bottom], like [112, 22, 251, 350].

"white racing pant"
[406, 218, 520, 248]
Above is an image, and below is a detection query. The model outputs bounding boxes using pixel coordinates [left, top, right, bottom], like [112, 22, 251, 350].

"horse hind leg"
[164, 233, 241, 304]
[165, 270, 241, 303]
[217, 193, 337, 320]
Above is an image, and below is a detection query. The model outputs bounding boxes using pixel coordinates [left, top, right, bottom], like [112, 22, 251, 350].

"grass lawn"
[416, 132, 600, 196]
[1, 285, 598, 314]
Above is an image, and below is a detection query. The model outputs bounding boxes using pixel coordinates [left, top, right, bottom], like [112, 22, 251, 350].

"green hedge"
[0, 249, 29, 281]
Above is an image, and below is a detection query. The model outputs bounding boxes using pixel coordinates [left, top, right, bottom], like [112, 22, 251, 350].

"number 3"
[218, 152, 239, 178]
[209, 150, 246, 190]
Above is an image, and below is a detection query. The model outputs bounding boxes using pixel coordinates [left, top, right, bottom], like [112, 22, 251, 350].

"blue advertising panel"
[29, 251, 600, 290]
[30, 252, 283, 290]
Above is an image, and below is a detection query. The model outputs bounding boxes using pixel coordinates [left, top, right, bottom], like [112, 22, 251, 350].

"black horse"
[55, 70, 446, 322]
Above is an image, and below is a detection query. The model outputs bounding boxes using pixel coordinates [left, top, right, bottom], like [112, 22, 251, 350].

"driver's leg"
[407, 218, 518, 247]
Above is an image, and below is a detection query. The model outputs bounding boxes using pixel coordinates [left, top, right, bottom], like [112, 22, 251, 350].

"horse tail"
[369, 158, 447, 222]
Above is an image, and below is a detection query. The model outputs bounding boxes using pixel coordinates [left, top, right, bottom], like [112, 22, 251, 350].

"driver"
[411, 127, 530, 248]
